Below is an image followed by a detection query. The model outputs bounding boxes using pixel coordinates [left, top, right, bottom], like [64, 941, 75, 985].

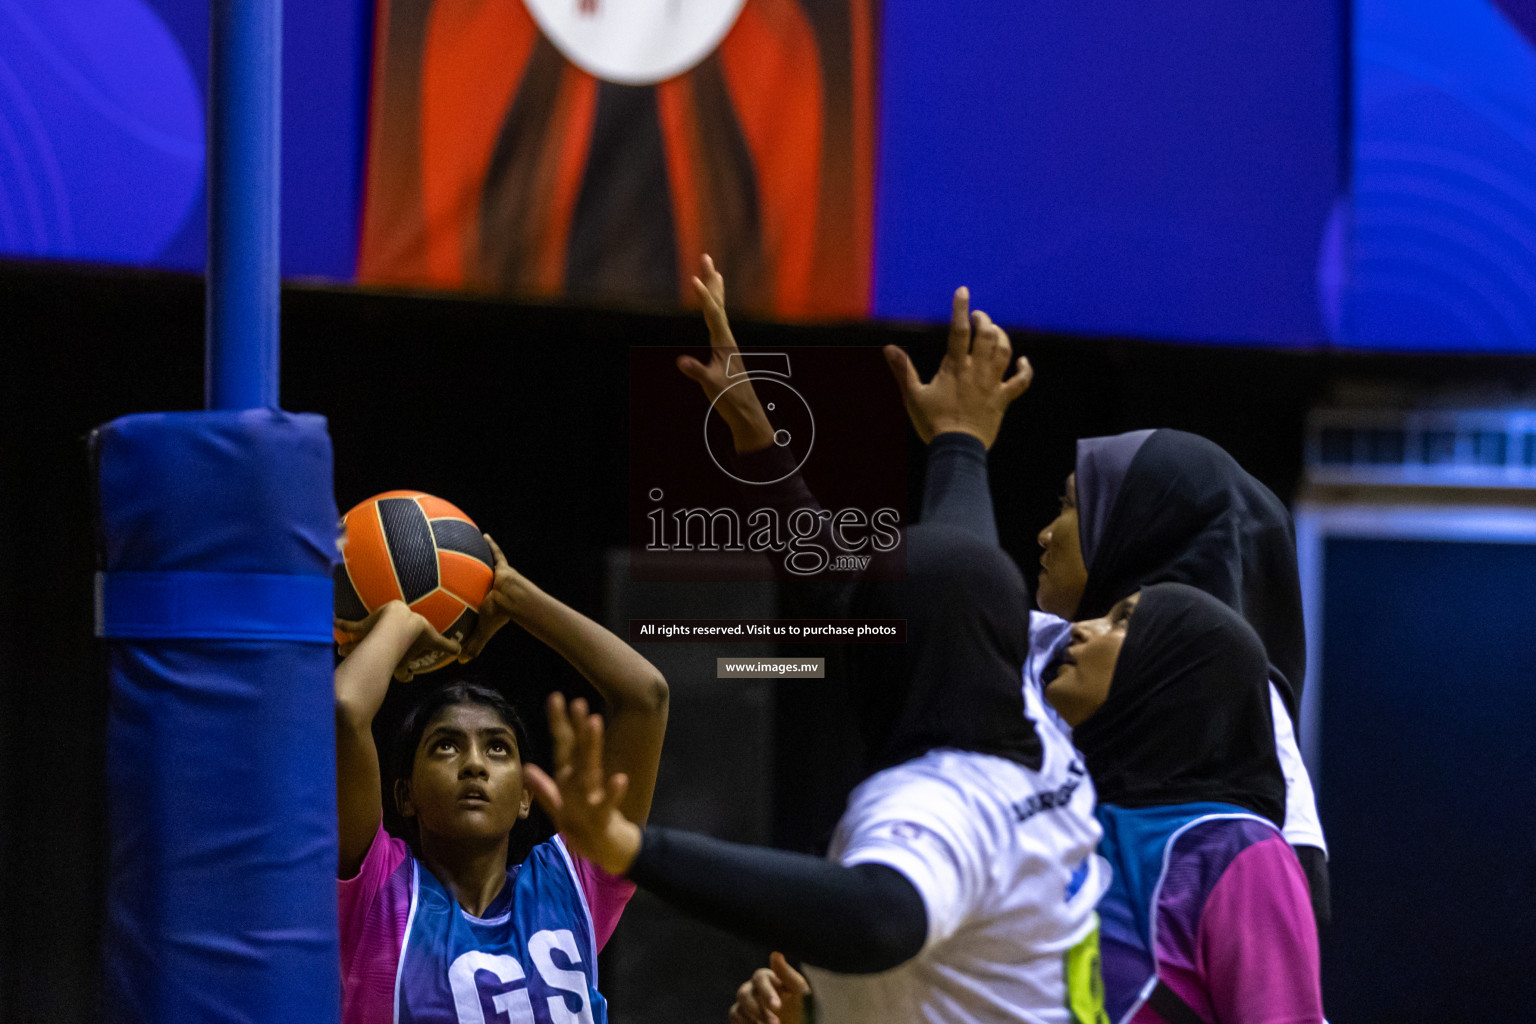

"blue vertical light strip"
[206, 0, 281, 410]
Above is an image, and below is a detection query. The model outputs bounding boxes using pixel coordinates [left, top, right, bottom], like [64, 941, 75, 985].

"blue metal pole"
[207, 0, 282, 410]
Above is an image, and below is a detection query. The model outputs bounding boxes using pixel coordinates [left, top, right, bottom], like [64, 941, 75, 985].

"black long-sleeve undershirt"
[625, 432, 994, 973]
[918, 433, 998, 543]
[627, 826, 928, 974]
[737, 431, 996, 540]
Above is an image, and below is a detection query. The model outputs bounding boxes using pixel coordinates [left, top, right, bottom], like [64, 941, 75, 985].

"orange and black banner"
[358, 0, 878, 320]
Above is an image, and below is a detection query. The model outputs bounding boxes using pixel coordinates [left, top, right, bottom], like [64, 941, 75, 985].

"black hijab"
[847, 523, 1043, 775]
[1072, 583, 1285, 825]
[1074, 429, 1306, 723]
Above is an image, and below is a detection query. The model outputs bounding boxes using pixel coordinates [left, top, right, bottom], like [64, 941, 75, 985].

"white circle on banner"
[523, 0, 748, 85]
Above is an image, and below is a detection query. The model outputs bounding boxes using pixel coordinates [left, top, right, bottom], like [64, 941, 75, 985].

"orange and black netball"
[334, 491, 496, 670]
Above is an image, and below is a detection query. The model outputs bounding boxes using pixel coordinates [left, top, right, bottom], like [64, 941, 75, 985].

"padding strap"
[96, 571, 333, 641]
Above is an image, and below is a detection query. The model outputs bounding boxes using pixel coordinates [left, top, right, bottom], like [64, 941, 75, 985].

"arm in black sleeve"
[1293, 845, 1331, 929]
[733, 443, 852, 617]
[920, 433, 998, 544]
[627, 826, 928, 974]
[734, 443, 823, 526]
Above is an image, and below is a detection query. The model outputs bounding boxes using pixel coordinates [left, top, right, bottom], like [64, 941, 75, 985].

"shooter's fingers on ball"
[459, 535, 519, 661]
[460, 589, 513, 661]
[333, 604, 391, 643]
[484, 533, 510, 572]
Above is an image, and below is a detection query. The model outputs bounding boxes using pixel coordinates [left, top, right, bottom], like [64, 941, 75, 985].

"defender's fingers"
[883, 345, 921, 398]
[603, 772, 630, 811]
[690, 274, 720, 312]
[971, 310, 1006, 362]
[753, 970, 783, 1012]
[1001, 356, 1034, 401]
[731, 991, 777, 1024]
[769, 952, 809, 994]
[991, 323, 1013, 363]
[677, 354, 712, 385]
[701, 253, 726, 304]
[545, 692, 576, 767]
[691, 277, 736, 351]
[576, 710, 607, 795]
[948, 286, 972, 358]
[524, 764, 564, 818]
[559, 696, 596, 778]
[733, 979, 761, 1016]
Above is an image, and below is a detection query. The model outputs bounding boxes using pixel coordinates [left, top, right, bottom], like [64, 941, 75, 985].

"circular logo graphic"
[706, 378, 814, 485]
[523, 0, 748, 85]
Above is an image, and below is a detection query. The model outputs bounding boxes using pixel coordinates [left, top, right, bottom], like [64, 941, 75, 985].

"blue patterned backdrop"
[1322, 0, 1536, 351]
[2, 0, 1532, 351]
[0, 0, 367, 279]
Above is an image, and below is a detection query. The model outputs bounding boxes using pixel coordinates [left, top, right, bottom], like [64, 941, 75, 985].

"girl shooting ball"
[333, 535, 668, 1024]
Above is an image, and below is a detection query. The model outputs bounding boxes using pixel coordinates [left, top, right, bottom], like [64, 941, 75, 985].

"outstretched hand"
[525, 692, 643, 877]
[677, 254, 776, 453]
[335, 602, 461, 682]
[729, 953, 811, 1024]
[884, 286, 1033, 449]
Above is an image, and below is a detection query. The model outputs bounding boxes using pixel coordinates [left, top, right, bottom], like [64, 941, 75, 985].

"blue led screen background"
[1, 0, 1533, 351]
[1323, 0, 1536, 350]
[0, 0, 368, 280]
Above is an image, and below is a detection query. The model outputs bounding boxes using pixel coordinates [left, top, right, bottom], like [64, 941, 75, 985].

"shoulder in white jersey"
[1026, 611, 1327, 855]
[803, 703, 1110, 1024]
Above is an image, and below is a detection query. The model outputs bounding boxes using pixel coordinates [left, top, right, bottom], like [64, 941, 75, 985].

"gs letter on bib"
[399, 840, 605, 1024]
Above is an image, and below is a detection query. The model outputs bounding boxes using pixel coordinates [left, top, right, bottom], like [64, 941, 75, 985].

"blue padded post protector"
[94, 410, 339, 1024]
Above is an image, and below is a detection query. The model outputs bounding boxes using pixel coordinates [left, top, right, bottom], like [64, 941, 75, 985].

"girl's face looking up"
[1045, 592, 1140, 727]
[1036, 473, 1090, 619]
[397, 702, 531, 845]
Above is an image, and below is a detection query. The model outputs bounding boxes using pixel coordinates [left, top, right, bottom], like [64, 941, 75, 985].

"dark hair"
[390, 676, 531, 785]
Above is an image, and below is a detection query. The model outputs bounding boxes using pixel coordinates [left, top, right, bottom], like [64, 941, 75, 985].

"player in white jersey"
[799, 683, 1107, 1024]
[528, 520, 1110, 1024]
